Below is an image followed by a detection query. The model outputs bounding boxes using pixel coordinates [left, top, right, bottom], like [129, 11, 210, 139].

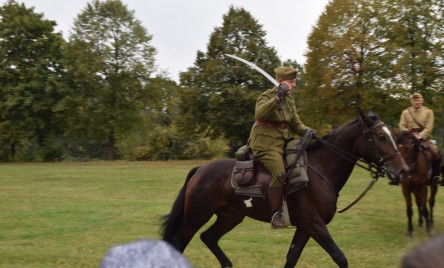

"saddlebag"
[233, 160, 255, 186]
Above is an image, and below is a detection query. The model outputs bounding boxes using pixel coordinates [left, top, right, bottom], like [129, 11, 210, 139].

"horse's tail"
[159, 166, 199, 249]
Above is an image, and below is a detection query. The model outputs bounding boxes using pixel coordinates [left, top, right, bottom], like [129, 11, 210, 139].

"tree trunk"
[10, 143, 16, 159]
[106, 129, 115, 160]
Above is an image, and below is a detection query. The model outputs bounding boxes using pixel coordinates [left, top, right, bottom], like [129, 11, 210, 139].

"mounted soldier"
[391, 92, 442, 186]
[161, 56, 408, 268]
[247, 66, 315, 228]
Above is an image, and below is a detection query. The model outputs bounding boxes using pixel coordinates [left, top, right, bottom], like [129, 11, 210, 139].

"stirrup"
[271, 211, 285, 229]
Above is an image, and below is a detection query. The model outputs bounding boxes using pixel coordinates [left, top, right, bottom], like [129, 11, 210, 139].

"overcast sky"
[2, 0, 331, 81]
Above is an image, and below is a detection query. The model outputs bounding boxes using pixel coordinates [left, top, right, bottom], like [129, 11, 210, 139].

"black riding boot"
[431, 160, 440, 185]
[267, 187, 285, 229]
[388, 180, 400, 186]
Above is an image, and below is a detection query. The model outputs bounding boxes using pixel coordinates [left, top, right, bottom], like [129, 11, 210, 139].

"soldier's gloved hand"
[414, 133, 423, 140]
[305, 128, 317, 136]
[276, 83, 289, 100]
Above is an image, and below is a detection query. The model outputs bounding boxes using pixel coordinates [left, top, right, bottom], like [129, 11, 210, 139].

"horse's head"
[393, 129, 420, 166]
[356, 111, 408, 181]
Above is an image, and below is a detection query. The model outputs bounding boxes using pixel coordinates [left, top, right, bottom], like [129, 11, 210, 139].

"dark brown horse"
[394, 130, 439, 237]
[160, 111, 408, 268]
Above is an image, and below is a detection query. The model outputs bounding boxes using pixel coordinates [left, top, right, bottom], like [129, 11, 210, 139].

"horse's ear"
[359, 109, 366, 120]
[392, 127, 399, 137]
[359, 110, 378, 122]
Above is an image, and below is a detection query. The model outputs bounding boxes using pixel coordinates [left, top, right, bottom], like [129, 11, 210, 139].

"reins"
[284, 130, 314, 179]
[310, 118, 395, 213]
[403, 139, 430, 185]
[337, 178, 377, 213]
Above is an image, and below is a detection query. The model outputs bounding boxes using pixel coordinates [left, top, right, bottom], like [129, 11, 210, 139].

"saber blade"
[225, 54, 279, 87]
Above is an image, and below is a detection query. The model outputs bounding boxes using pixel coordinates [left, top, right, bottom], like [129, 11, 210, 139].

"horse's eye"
[378, 135, 387, 141]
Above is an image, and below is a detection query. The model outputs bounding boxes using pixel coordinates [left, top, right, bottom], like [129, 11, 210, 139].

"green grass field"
[1, 161, 444, 268]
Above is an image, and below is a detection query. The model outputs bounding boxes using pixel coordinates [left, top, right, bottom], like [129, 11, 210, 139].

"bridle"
[311, 116, 402, 213]
[361, 119, 401, 175]
[400, 139, 417, 168]
[313, 116, 400, 180]
[398, 135, 428, 171]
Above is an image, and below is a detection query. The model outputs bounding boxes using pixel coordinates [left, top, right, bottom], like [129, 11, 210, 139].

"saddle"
[419, 140, 441, 162]
[231, 140, 309, 198]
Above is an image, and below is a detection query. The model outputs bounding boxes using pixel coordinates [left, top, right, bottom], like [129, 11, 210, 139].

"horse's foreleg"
[406, 204, 413, 237]
[305, 222, 348, 268]
[402, 187, 413, 237]
[284, 229, 310, 268]
[200, 211, 244, 268]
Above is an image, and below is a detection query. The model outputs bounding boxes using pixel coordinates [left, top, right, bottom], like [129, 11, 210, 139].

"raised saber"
[225, 54, 279, 87]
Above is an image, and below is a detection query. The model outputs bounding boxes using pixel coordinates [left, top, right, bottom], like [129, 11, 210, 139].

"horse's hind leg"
[418, 205, 431, 236]
[414, 190, 432, 236]
[402, 187, 414, 237]
[174, 194, 216, 252]
[418, 205, 432, 236]
[417, 204, 423, 228]
[174, 212, 214, 252]
[200, 210, 245, 268]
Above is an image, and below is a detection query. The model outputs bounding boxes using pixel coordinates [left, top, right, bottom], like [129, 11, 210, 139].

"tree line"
[0, 0, 443, 162]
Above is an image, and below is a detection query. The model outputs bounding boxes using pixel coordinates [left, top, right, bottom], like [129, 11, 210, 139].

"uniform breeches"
[424, 142, 441, 161]
[252, 149, 285, 187]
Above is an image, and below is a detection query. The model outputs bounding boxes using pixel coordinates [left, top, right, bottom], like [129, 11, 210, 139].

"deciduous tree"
[63, 0, 156, 160]
[301, 0, 443, 134]
[0, 0, 65, 161]
[178, 6, 281, 154]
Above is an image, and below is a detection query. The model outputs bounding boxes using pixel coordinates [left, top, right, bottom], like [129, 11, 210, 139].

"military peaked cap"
[274, 66, 297, 80]
[412, 92, 423, 99]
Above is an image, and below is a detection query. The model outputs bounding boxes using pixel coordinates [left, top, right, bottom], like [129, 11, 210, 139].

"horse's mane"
[396, 131, 410, 144]
[306, 117, 360, 150]
[306, 112, 381, 151]
[396, 130, 420, 149]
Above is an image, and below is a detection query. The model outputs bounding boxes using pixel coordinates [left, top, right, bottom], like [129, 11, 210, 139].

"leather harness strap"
[255, 119, 288, 129]
[407, 109, 425, 131]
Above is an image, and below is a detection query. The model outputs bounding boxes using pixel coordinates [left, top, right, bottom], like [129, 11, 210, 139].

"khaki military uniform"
[248, 87, 308, 187]
[399, 106, 434, 140]
[399, 104, 441, 184]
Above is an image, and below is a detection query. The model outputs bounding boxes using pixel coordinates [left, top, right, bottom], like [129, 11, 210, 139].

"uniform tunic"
[248, 87, 308, 187]
[399, 106, 434, 140]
